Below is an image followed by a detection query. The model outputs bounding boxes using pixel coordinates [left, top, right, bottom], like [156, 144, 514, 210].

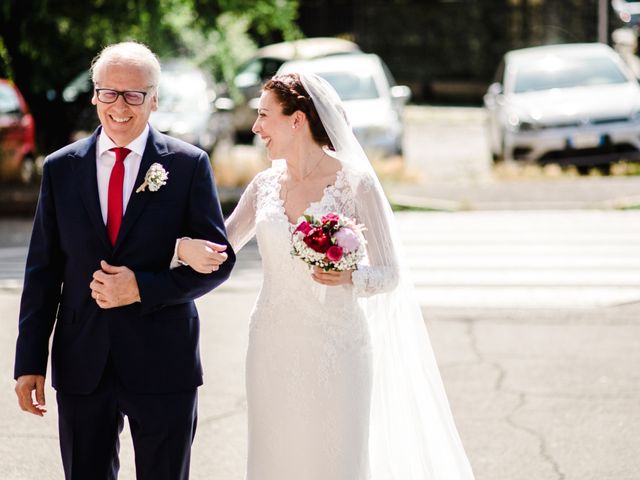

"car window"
[318, 71, 379, 100]
[513, 54, 629, 93]
[158, 72, 210, 112]
[0, 84, 20, 114]
[236, 57, 284, 88]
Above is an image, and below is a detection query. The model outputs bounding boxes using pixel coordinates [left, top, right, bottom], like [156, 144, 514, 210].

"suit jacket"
[14, 126, 235, 395]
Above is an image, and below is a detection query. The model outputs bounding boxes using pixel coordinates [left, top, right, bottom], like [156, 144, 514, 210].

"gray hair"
[91, 41, 161, 89]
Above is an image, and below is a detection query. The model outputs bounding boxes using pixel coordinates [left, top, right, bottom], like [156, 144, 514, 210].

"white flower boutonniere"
[136, 163, 168, 193]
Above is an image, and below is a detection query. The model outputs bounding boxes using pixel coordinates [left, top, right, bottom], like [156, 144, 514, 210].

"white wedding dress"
[220, 72, 475, 480]
[226, 164, 395, 480]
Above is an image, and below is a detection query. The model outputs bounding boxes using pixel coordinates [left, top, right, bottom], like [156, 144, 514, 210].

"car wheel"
[393, 141, 403, 157]
[576, 165, 591, 175]
[596, 164, 612, 176]
[20, 155, 36, 184]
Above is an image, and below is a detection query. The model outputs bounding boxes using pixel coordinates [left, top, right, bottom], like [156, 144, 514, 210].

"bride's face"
[252, 90, 295, 160]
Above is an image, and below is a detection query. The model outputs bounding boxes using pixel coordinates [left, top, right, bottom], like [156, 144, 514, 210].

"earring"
[292, 125, 296, 129]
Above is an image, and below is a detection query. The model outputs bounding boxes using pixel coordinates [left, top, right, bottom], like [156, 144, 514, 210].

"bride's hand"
[311, 266, 353, 286]
[178, 239, 228, 274]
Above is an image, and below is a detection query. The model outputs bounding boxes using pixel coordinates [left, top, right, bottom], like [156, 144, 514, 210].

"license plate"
[569, 133, 602, 149]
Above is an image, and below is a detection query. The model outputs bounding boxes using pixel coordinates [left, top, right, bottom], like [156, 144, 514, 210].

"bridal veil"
[299, 72, 475, 479]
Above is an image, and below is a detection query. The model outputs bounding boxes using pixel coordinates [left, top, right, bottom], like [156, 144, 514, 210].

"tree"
[0, 0, 300, 151]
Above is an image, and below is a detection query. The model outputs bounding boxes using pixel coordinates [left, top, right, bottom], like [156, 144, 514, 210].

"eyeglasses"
[95, 88, 149, 106]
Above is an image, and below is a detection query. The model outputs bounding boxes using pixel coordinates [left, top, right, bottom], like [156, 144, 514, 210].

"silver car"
[278, 53, 411, 158]
[233, 37, 361, 141]
[150, 60, 234, 154]
[484, 43, 640, 172]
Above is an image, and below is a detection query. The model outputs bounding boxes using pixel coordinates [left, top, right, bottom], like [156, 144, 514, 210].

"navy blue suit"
[14, 126, 235, 479]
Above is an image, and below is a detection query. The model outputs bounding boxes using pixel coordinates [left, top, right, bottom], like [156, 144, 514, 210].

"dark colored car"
[0, 79, 37, 184]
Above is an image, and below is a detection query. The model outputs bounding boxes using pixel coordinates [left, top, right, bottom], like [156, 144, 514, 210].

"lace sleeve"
[351, 173, 400, 297]
[225, 175, 258, 252]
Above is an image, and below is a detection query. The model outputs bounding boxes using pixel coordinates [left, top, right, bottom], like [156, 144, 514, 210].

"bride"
[176, 72, 475, 479]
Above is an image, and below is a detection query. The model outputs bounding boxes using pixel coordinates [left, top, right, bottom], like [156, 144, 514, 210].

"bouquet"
[291, 213, 366, 271]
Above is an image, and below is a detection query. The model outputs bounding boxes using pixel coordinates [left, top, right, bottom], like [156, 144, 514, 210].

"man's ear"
[150, 91, 158, 112]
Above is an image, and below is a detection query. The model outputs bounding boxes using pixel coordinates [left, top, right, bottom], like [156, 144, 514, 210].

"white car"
[612, 0, 640, 25]
[278, 53, 411, 158]
[233, 37, 361, 140]
[150, 61, 234, 154]
[484, 43, 640, 173]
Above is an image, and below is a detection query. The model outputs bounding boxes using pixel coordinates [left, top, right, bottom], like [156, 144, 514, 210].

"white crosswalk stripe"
[3, 211, 640, 309]
[395, 210, 640, 308]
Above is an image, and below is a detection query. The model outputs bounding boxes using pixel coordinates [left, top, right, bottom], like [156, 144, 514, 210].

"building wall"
[298, 0, 613, 103]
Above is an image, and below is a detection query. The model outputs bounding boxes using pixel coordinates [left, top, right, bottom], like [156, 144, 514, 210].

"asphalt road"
[1, 106, 640, 479]
[1, 210, 640, 479]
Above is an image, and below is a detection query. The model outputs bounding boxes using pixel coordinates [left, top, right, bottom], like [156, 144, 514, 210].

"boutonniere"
[136, 163, 168, 193]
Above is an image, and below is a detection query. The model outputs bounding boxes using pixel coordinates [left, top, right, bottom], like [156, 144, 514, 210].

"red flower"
[294, 221, 312, 235]
[304, 228, 331, 253]
[326, 245, 344, 262]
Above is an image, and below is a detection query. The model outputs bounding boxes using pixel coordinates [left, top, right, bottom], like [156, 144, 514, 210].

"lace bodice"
[225, 165, 399, 298]
[235, 165, 377, 479]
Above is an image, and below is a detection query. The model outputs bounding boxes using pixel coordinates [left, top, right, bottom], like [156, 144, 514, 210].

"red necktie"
[106, 147, 130, 246]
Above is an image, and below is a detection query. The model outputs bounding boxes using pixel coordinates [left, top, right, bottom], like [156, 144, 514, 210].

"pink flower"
[294, 221, 312, 235]
[326, 245, 344, 262]
[322, 213, 340, 224]
[335, 227, 361, 253]
[321, 213, 340, 229]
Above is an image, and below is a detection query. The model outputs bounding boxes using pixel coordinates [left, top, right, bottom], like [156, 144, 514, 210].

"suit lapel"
[74, 128, 112, 251]
[114, 127, 172, 252]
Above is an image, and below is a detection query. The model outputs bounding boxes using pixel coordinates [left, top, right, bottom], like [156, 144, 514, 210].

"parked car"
[484, 43, 640, 173]
[150, 60, 234, 155]
[612, 0, 640, 25]
[63, 61, 234, 155]
[0, 79, 37, 184]
[233, 37, 361, 140]
[278, 53, 411, 158]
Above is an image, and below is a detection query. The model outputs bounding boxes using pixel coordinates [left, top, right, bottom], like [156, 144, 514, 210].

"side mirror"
[487, 82, 503, 96]
[484, 82, 504, 108]
[390, 85, 412, 104]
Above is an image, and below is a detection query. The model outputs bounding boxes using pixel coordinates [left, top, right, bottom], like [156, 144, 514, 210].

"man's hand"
[90, 260, 141, 309]
[15, 375, 47, 416]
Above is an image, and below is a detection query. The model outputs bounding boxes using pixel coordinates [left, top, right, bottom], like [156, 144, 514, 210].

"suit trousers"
[56, 358, 198, 480]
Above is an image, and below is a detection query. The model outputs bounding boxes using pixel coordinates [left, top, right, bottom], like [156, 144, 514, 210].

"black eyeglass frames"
[94, 88, 150, 106]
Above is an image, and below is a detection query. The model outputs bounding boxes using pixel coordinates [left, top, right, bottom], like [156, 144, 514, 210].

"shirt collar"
[97, 124, 150, 158]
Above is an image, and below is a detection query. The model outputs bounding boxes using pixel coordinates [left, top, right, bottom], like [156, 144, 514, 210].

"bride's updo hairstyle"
[263, 73, 335, 150]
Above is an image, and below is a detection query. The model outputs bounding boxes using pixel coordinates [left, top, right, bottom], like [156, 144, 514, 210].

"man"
[13, 41, 234, 479]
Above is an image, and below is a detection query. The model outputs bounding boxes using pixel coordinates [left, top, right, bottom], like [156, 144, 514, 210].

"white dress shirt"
[96, 125, 150, 225]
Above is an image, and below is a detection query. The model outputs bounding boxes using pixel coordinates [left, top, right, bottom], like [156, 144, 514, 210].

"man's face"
[91, 62, 158, 146]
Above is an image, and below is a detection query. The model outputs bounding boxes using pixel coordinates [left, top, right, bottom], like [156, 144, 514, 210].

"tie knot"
[110, 147, 131, 163]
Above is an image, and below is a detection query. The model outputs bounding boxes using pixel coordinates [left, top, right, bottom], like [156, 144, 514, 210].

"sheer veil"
[300, 72, 475, 479]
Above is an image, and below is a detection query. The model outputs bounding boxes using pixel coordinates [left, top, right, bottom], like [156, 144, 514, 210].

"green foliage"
[0, 0, 300, 149]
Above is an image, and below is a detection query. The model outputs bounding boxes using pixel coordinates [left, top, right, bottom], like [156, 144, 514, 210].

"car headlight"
[506, 113, 538, 132]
